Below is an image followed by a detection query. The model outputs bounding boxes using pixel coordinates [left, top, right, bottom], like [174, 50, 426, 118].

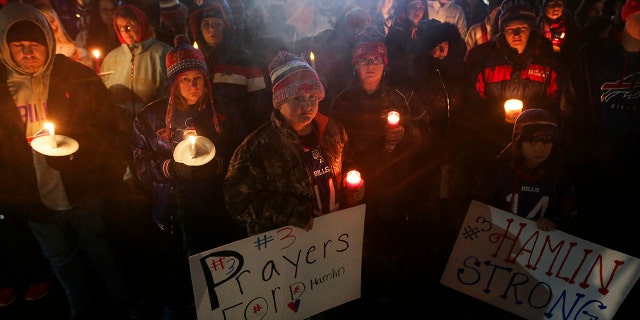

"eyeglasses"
[117, 24, 137, 33]
[355, 57, 384, 66]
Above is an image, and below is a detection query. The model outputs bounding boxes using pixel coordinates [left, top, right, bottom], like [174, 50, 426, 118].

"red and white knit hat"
[157, 35, 221, 141]
[268, 51, 325, 107]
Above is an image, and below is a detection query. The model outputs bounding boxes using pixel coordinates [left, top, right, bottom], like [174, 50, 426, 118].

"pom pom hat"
[498, 0, 537, 30]
[621, 0, 640, 21]
[268, 51, 325, 107]
[512, 108, 558, 143]
[166, 34, 207, 83]
[157, 35, 221, 141]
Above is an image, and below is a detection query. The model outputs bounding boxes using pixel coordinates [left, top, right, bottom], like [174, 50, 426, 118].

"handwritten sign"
[188, 204, 366, 320]
[441, 200, 640, 319]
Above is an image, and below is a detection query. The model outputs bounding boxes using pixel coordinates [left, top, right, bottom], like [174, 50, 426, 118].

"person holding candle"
[132, 34, 249, 318]
[328, 25, 422, 310]
[224, 50, 362, 236]
[0, 3, 143, 319]
[464, 0, 561, 184]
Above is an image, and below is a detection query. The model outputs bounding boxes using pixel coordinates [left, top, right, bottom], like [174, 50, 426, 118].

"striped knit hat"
[268, 51, 325, 107]
[166, 34, 207, 83]
[157, 35, 221, 141]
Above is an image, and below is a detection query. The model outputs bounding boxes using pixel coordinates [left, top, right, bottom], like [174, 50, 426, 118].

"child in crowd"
[473, 108, 577, 232]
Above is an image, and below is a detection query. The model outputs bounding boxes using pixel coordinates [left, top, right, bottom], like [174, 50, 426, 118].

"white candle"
[504, 99, 524, 123]
[45, 122, 57, 149]
[189, 135, 197, 158]
[309, 51, 316, 70]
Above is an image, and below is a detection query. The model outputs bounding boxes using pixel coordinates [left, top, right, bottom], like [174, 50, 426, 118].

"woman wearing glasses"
[101, 3, 172, 117]
[327, 25, 423, 313]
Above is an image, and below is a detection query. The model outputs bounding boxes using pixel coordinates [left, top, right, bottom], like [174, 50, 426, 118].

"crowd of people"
[0, 0, 638, 319]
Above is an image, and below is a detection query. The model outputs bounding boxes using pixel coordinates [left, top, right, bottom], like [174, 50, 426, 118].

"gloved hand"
[385, 124, 405, 152]
[170, 161, 194, 182]
[45, 154, 74, 172]
[191, 157, 223, 178]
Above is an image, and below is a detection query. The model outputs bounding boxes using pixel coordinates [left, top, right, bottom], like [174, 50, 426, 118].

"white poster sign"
[188, 204, 366, 320]
[441, 200, 640, 319]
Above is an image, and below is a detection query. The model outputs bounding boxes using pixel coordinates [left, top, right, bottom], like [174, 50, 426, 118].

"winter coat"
[132, 95, 247, 238]
[0, 4, 125, 219]
[224, 111, 349, 236]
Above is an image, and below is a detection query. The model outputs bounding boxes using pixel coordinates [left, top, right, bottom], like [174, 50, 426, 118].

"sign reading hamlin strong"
[441, 200, 640, 319]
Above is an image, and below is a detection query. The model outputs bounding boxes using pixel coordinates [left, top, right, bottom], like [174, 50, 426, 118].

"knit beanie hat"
[157, 35, 221, 141]
[621, 0, 640, 21]
[498, 0, 537, 30]
[512, 108, 558, 142]
[160, 0, 188, 26]
[351, 25, 388, 66]
[166, 34, 207, 84]
[268, 51, 325, 107]
[6, 20, 47, 46]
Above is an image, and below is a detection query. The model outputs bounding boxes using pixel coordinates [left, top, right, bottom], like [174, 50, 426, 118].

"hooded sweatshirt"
[0, 3, 71, 210]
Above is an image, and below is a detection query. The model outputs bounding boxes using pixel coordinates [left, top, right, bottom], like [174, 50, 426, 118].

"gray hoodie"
[0, 2, 71, 210]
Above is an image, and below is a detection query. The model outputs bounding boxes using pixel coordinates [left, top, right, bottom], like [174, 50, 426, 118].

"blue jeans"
[28, 194, 130, 317]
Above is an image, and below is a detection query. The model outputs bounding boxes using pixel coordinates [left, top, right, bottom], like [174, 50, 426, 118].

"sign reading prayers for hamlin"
[188, 204, 365, 320]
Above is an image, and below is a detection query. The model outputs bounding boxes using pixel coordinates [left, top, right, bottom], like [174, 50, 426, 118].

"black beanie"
[6, 20, 47, 46]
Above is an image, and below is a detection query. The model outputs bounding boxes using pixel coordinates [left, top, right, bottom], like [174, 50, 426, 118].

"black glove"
[45, 154, 74, 172]
[192, 157, 223, 178]
[170, 161, 194, 182]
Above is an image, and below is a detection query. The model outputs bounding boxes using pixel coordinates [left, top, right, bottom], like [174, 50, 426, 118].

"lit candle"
[189, 135, 197, 158]
[45, 122, 57, 149]
[386, 111, 400, 126]
[309, 51, 316, 70]
[504, 99, 523, 124]
[92, 49, 101, 74]
[386, 111, 400, 152]
[345, 170, 362, 188]
[193, 42, 198, 49]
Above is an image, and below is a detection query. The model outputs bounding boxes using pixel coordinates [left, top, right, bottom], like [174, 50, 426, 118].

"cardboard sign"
[188, 204, 366, 320]
[441, 200, 640, 319]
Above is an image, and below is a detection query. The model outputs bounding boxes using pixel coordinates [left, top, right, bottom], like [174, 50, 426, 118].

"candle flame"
[92, 49, 100, 59]
[193, 42, 198, 49]
[504, 99, 523, 111]
[387, 111, 400, 126]
[188, 135, 197, 144]
[310, 51, 315, 61]
[346, 170, 362, 186]
[44, 122, 54, 134]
